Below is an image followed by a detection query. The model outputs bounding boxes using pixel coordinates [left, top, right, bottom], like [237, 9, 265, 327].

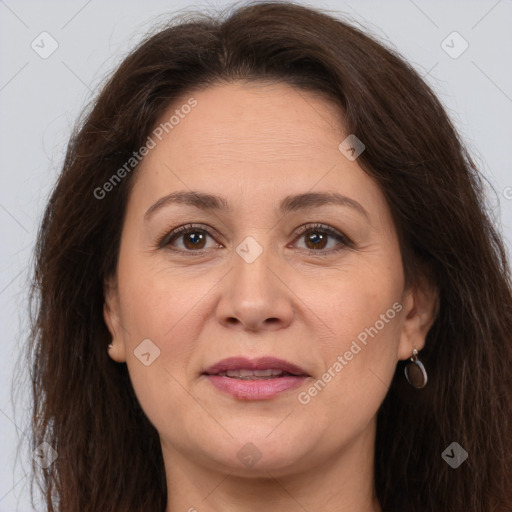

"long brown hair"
[24, 2, 512, 511]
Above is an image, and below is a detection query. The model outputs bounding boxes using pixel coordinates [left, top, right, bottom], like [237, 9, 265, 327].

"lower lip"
[204, 375, 308, 400]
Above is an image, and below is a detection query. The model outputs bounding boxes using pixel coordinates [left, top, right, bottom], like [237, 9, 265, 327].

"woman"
[27, 1, 512, 511]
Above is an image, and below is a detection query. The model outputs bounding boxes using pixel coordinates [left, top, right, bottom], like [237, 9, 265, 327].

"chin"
[196, 424, 315, 474]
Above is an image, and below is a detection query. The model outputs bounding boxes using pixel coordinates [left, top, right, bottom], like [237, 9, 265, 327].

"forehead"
[136, 82, 343, 175]
[168, 81, 343, 160]
[129, 81, 387, 220]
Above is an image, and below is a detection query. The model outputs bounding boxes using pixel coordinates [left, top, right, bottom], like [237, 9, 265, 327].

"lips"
[203, 356, 309, 378]
[202, 357, 310, 400]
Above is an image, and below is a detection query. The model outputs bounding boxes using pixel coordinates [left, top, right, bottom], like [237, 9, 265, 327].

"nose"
[215, 239, 294, 333]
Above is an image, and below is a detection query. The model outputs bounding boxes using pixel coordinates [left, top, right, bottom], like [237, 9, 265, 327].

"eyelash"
[157, 223, 354, 257]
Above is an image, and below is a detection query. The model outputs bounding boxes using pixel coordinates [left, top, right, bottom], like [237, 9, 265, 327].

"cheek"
[300, 259, 404, 413]
[320, 289, 402, 385]
[117, 255, 207, 340]
[316, 255, 404, 344]
[116, 266, 205, 434]
[113, 251, 205, 389]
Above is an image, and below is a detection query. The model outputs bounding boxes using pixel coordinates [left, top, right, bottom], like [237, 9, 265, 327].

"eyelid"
[289, 223, 354, 256]
[157, 222, 353, 255]
[292, 223, 353, 246]
[156, 223, 223, 250]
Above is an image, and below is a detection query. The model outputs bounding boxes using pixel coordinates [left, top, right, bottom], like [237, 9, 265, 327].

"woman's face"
[105, 81, 434, 477]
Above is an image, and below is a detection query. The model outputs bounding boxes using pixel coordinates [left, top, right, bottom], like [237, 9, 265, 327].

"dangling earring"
[404, 348, 428, 389]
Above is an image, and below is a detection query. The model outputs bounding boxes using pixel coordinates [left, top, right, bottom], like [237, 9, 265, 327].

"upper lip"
[203, 357, 309, 376]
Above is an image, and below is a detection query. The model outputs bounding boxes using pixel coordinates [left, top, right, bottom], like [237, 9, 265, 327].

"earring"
[108, 342, 114, 350]
[404, 348, 428, 389]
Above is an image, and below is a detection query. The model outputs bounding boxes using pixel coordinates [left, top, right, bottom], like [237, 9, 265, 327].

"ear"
[103, 275, 127, 363]
[397, 274, 439, 361]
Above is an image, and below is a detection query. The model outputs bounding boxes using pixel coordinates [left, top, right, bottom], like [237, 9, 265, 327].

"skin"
[104, 81, 437, 512]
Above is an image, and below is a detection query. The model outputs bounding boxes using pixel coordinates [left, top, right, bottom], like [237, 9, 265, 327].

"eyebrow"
[144, 190, 369, 221]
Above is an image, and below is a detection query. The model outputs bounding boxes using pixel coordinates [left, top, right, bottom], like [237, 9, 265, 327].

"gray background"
[1, 0, 511, 510]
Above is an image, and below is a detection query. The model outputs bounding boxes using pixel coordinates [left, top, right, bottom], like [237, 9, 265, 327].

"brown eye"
[180, 231, 207, 250]
[159, 224, 219, 253]
[293, 224, 352, 255]
[304, 231, 329, 250]
[159, 223, 352, 256]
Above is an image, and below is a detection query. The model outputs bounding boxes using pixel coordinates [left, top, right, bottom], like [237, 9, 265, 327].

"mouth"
[203, 356, 310, 378]
[211, 368, 299, 380]
[202, 357, 310, 400]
